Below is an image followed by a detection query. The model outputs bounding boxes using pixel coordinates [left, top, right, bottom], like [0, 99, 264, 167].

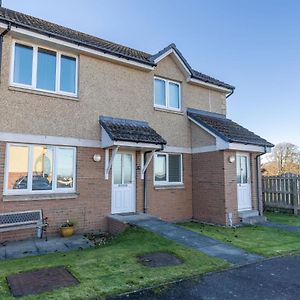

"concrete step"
[238, 210, 259, 219]
[241, 215, 267, 225]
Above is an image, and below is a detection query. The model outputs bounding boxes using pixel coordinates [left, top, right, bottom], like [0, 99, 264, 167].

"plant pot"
[60, 226, 74, 237]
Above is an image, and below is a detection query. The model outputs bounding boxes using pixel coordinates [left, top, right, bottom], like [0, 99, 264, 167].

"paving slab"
[108, 255, 300, 300]
[5, 240, 38, 259]
[116, 214, 263, 265]
[0, 246, 6, 259]
[260, 221, 300, 233]
[1, 235, 94, 260]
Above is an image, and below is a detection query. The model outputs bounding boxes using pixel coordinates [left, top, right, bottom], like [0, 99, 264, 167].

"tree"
[262, 142, 300, 175]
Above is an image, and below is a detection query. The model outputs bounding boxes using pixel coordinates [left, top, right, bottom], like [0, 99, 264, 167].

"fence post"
[292, 177, 298, 215]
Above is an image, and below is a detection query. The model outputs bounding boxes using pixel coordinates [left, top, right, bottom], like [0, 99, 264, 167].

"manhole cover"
[7, 266, 78, 297]
[138, 252, 182, 268]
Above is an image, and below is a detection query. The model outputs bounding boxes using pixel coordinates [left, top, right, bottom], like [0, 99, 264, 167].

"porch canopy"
[187, 108, 274, 153]
[99, 116, 167, 179]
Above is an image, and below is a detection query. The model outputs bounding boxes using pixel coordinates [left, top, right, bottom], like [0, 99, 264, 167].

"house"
[0, 6, 273, 241]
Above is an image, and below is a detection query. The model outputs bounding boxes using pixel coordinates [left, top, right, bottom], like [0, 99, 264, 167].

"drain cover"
[7, 266, 78, 297]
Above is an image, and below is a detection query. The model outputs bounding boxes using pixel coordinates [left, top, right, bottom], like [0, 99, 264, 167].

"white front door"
[236, 153, 252, 211]
[111, 152, 136, 214]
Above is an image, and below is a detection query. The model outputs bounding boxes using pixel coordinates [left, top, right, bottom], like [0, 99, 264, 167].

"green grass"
[179, 222, 300, 257]
[0, 227, 228, 300]
[265, 211, 300, 226]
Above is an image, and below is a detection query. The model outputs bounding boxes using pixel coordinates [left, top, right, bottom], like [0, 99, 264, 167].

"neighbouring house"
[0, 6, 273, 241]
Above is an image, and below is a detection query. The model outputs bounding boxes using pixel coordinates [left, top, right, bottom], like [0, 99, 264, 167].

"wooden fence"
[262, 174, 300, 215]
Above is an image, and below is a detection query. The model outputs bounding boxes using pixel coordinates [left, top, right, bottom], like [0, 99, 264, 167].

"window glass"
[154, 155, 167, 182]
[154, 79, 166, 106]
[168, 154, 181, 182]
[123, 154, 132, 184]
[169, 83, 180, 109]
[60, 55, 76, 93]
[37, 48, 56, 91]
[241, 156, 248, 184]
[13, 44, 33, 85]
[236, 156, 241, 184]
[8, 146, 29, 190]
[113, 154, 122, 184]
[56, 148, 75, 189]
[32, 146, 53, 190]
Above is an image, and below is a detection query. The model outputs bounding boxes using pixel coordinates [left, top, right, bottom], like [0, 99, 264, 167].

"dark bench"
[0, 210, 43, 233]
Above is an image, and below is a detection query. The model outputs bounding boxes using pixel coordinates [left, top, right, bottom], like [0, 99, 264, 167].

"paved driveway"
[109, 255, 300, 300]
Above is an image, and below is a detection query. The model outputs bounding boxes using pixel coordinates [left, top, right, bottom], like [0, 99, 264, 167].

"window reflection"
[56, 148, 74, 188]
[32, 146, 53, 190]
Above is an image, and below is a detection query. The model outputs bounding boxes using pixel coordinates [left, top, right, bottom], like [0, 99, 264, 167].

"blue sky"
[3, 0, 300, 146]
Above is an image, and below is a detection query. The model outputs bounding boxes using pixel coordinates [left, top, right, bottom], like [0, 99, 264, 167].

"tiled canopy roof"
[0, 7, 234, 90]
[99, 116, 167, 145]
[187, 108, 274, 147]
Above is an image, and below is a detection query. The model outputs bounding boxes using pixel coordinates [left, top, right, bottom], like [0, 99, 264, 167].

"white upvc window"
[154, 153, 183, 185]
[10, 40, 78, 97]
[4, 143, 76, 195]
[154, 77, 181, 111]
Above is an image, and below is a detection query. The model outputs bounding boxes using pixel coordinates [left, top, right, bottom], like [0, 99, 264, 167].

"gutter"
[0, 22, 11, 82]
[0, 18, 155, 68]
[225, 89, 234, 99]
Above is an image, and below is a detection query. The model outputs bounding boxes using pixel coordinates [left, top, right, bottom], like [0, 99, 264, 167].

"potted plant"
[60, 219, 75, 237]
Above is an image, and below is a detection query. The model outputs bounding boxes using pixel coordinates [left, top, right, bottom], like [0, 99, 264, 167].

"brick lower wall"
[192, 150, 261, 226]
[192, 151, 227, 225]
[145, 153, 193, 221]
[0, 143, 110, 241]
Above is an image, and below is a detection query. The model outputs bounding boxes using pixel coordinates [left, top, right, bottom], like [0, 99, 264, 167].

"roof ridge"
[0, 6, 152, 62]
[0, 6, 234, 90]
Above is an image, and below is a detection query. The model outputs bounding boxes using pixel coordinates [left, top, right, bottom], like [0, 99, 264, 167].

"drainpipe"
[225, 89, 234, 99]
[143, 146, 163, 213]
[256, 147, 267, 216]
[0, 23, 11, 82]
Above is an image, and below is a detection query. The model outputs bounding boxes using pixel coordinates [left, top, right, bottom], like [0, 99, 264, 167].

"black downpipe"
[143, 147, 163, 213]
[0, 23, 11, 81]
[256, 147, 267, 216]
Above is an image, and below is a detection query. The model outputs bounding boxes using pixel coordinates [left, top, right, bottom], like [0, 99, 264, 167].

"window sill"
[3, 192, 79, 202]
[154, 107, 184, 115]
[154, 184, 185, 190]
[8, 86, 79, 102]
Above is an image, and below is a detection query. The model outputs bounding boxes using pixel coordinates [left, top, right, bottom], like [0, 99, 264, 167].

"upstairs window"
[11, 41, 78, 96]
[154, 77, 181, 111]
[154, 153, 183, 185]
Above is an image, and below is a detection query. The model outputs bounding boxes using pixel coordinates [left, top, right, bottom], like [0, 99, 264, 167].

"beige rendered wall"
[0, 35, 227, 148]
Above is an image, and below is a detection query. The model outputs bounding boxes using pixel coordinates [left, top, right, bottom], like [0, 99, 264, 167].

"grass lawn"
[265, 211, 300, 227]
[0, 227, 228, 300]
[179, 222, 300, 257]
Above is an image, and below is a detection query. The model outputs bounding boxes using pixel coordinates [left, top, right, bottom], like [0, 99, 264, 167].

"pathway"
[0, 235, 93, 260]
[111, 214, 263, 265]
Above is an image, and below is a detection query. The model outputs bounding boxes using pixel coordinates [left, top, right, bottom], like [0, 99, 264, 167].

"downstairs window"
[154, 153, 183, 185]
[5, 144, 76, 195]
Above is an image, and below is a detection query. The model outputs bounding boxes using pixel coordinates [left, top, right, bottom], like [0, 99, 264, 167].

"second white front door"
[111, 152, 136, 214]
[236, 153, 252, 211]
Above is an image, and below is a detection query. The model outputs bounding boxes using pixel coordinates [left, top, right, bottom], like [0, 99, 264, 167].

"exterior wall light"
[228, 155, 235, 163]
[93, 154, 101, 162]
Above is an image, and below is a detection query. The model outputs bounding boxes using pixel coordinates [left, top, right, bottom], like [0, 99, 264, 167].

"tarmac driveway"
[109, 255, 300, 300]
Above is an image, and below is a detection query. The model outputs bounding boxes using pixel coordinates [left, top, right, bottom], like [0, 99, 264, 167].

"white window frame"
[153, 153, 183, 186]
[10, 40, 79, 97]
[154, 76, 181, 111]
[4, 143, 76, 195]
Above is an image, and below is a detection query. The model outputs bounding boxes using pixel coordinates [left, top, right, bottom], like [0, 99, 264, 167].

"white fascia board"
[2, 22, 154, 71]
[228, 143, 270, 153]
[187, 77, 232, 93]
[0, 131, 101, 148]
[163, 146, 192, 154]
[154, 48, 191, 76]
[112, 140, 162, 150]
